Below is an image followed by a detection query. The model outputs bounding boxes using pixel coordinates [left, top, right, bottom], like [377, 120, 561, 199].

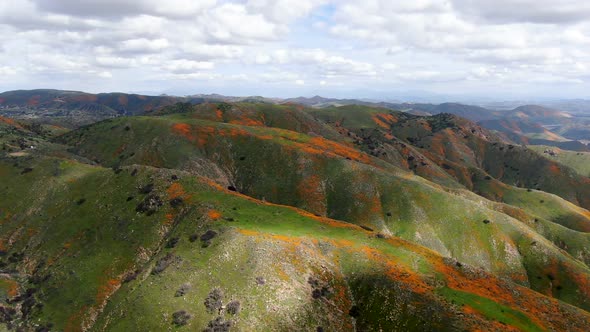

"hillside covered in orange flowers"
[1, 100, 590, 331]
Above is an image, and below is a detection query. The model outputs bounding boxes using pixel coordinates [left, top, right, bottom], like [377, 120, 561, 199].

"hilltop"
[2, 89, 589, 151]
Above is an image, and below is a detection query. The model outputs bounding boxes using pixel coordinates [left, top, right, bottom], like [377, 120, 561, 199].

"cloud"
[451, 0, 590, 24]
[1, 0, 589, 98]
[202, 3, 287, 43]
[97, 71, 113, 78]
[32, 0, 217, 18]
[0, 66, 18, 75]
[119, 38, 170, 53]
[162, 60, 215, 74]
[246, 0, 328, 23]
[256, 49, 377, 77]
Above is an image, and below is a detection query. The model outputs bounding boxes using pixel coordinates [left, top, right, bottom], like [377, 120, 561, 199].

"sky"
[1, 0, 590, 101]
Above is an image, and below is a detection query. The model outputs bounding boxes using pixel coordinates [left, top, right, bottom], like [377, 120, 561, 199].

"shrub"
[349, 305, 360, 318]
[175, 283, 191, 297]
[123, 270, 140, 283]
[35, 323, 53, 332]
[204, 288, 224, 314]
[255, 276, 266, 285]
[166, 237, 180, 248]
[138, 183, 154, 194]
[152, 253, 177, 275]
[169, 197, 184, 208]
[225, 300, 240, 315]
[0, 306, 17, 323]
[21, 167, 33, 174]
[136, 194, 163, 216]
[359, 225, 374, 232]
[204, 317, 232, 332]
[172, 310, 191, 326]
[201, 230, 218, 242]
[201, 230, 218, 246]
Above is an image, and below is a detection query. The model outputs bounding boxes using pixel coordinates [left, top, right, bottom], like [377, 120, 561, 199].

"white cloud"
[120, 38, 170, 53]
[451, 0, 590, 24]
[1, 0, 590, 98]
[246, 0, 328, 23]
[32, 0, 217, 18]
[162, 60, 215, 74]
[0, 66, 18, 75]
[97, 71, 113, 78]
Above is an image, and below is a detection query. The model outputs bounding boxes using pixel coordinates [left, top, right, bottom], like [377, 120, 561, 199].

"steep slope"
[528, 146, 590, 177]
[1, 155, 590, 331]
[306, 106, 590, 257]
[2, 103, 590, 331]
[55, 104, 590, 313]
[308, 106, 590, 208]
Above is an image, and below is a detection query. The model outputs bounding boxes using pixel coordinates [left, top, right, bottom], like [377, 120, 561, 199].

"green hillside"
[528, 146, 590, 177]
[1, 102, 590, 331]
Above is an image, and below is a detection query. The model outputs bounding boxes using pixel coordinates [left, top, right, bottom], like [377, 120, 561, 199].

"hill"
[0, 89, 183, 128]
[1, 100, 590, 330]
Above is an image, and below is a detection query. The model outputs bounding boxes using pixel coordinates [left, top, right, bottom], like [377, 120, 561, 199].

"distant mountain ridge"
[1, 89, 589, 147]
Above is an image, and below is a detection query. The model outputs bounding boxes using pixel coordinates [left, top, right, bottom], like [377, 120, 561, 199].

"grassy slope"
[528, 145, 590, 177]
[1, 156, 589, 331]
[305, 106, 590, 252]
[55, 112, 590, 313]
[2, 105, 590, 331]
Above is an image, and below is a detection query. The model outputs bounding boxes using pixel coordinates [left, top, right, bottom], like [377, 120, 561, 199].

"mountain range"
[1, 90, 590, 330]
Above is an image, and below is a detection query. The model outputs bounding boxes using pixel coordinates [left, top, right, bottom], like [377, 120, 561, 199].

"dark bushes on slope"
[136, 194, 163, 216]
[138, 183, 154, 194]
[175, 283, 191, 297]
[200, 230, 218, 247]
[123, 269, 141, 283]
[225, 300, 241, 315]
[349, 305, 360, 318]
[21, 167, 33, 174]
[172, 310, 191, 326]
[152, 253, 177, 275]
[204, 317, 232, 332]
[166, 237, 180, 248]
[169, 197, 184, 207]
[360, 225, 374, 232]
[204, 288, 224, 314]
[255, 276, 266, 285]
